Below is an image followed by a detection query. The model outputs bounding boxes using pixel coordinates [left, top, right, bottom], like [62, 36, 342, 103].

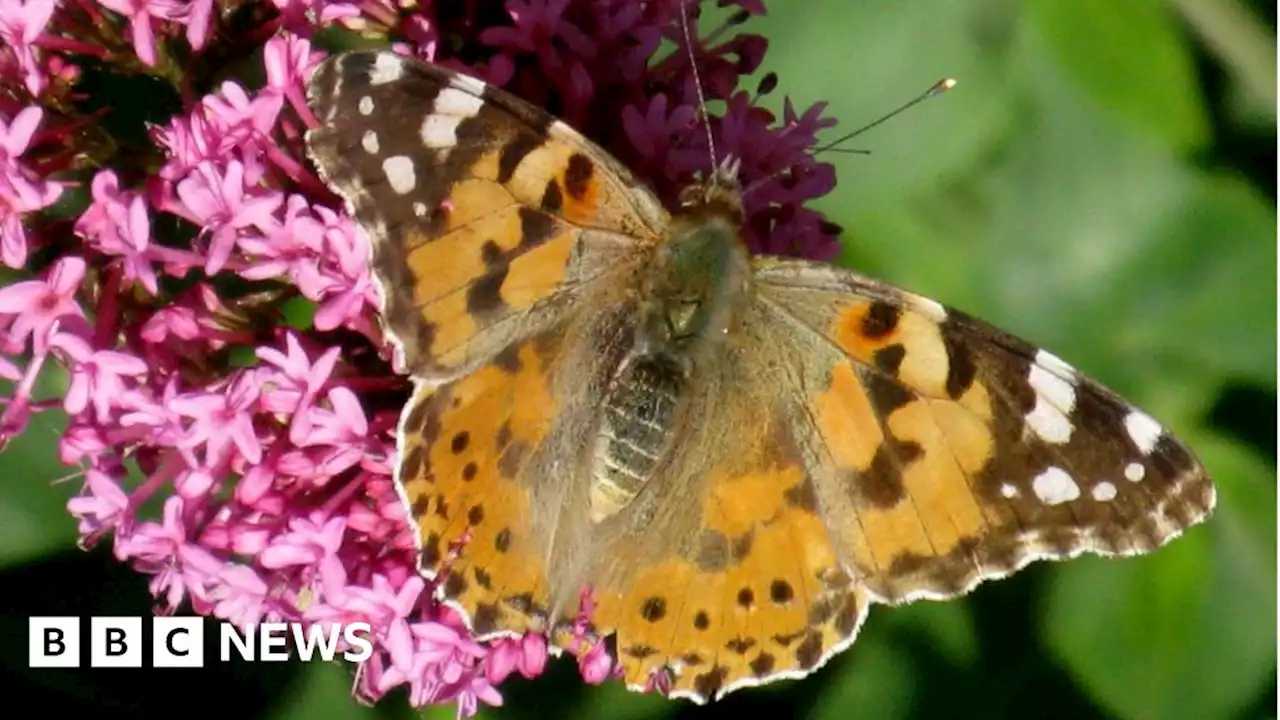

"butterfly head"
[677, 154, 744, 219]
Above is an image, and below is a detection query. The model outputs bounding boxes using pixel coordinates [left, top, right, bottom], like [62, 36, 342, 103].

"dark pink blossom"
[487, 633, 550, 684]
[269, 0, 362, 36]
[115, 496, 207, 608]
[259, 513, 346, 569]
[77, 172, 167, 293]
[210, 563, 272, 628]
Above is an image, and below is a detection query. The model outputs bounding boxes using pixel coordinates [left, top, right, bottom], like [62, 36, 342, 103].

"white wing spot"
[1092, 481, 1117, 501]
[382, 156, 416, 195]
[912, 295, 947, 322]
[1124, 410, 1163, 454]
[1032, 467, 1079, 505]
[449, 72, 487, 95]
[1034, 348, 1076, 377]
[1025, 365, 1076, 444]
[1124, 462, 1145, 482]
[1000, 483, 1019, 498]
[361, 129, 379, 154]
[413, 201, 427, 218]
[421, 114, 463, 149]
[358, 96, 375, 115]
[369, 53, 404, 85]
[435, 86, 485, 117]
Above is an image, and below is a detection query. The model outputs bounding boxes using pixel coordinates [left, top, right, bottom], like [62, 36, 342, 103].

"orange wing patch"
[402, 203, 580, 370]
[586, 415, 869, 702]
[397, 334, 564, 637]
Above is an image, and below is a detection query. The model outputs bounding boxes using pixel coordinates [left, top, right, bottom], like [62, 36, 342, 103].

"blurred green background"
[2, 1, 1275, 719]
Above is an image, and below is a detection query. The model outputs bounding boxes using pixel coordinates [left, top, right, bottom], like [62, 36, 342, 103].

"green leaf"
[1025, 0, 1210, 152]
[752, 0, 1016, 214]
[1127, 173, 1277, 387]
[272, 662, 421, 720]
[282, 296, 317, 331]
[574, 680, 674, 720]
[1044, 432, 1275, 720]
[884, 598, 979, 667]
[0, 363, 76, 567]
[810, 621, 919, 720]
[229, 344, 261, 368]
[845, 32, 1268, 418]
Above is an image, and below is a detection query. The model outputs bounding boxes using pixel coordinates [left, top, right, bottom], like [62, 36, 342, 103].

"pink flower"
[202, 81, 285, 159]
[0, 254, 84, 349]
[210, 563, 272, 628]
[486, 633, 549, 684]
[269, 0, 362, 36]
[115, 496, 218, 611]
[0, 0, 55, 95]
[67, 468, 131, 540]
[169, 372, 264, 466]
[254, 330, 339, 421]
[96, 0, 164, 66]
[171, 160, 282, 274]
[0, 106, 62, 268]
[259, 514, 346, 569]
[51, 331, 150, 423]
[84, 185, 162, 293]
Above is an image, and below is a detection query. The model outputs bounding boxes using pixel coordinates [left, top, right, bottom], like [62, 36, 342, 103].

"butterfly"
[303, 49, 1216, 703]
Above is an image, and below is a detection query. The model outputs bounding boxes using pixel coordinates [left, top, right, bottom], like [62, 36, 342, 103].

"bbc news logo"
[29, 617, 373, 668]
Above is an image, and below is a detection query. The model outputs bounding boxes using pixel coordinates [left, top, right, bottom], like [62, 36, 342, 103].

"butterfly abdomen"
[590, 354, 686, 523]
[587, 206, 752, 523]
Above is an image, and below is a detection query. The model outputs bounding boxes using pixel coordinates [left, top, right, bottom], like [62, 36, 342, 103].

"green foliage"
[0, 365, 71, 566]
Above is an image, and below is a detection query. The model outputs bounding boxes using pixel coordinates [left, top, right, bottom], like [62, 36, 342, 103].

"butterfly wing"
[304, 51, 674, 637]
[750, 256, 1216, 604]
[579, 255, 1217, 703]
[305, 50, 669, 378]
[572, 295, 875, 703]
[393, 313, 639, 640]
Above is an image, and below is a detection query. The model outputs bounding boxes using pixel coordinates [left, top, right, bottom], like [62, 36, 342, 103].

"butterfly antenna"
[742, 77, 955, 200]
[679, 0, 721, 187]
[813, 77, 956, 156]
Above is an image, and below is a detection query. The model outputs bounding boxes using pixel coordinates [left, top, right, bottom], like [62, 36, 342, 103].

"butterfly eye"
[677, 183, 705, 208]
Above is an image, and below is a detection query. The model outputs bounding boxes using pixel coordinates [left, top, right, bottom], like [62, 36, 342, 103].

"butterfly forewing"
[751, 257, 1215, 603]
[305, 51, 665, 378]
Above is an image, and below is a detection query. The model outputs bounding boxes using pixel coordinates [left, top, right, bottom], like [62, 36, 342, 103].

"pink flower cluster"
[0, 0, 839, 715]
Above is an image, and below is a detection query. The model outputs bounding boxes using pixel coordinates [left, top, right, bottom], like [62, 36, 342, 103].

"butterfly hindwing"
[751, 257, 1216, 603]
[394, 322, 599, 639]
[572, 297, 872, 702]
